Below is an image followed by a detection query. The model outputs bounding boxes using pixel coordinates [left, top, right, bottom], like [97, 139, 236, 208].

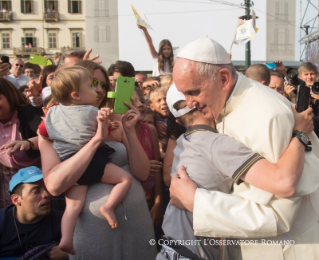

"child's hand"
[0, 140, 31, 157]
[96, 108, 113, 141]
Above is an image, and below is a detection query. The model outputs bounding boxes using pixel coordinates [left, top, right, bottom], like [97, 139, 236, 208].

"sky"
[118, 0, 268, 71]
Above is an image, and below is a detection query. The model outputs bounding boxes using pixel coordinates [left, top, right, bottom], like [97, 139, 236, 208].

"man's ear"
[70, 91, 80, 100]
[219, 68, 232, 91]
[11, 194, 21, 206]
[260, 80, 267, 86]
[175, 119, 182, 126]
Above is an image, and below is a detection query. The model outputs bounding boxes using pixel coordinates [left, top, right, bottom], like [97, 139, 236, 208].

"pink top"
[0, 111, 39, 169]
[138, 122, 155, 209]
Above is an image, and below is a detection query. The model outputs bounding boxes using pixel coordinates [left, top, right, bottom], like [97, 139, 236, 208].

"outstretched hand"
[170, 165, 197, 212]
[122, 102, 140, 132]
[95, 108, 112, 142]
[0, 140, 30, 157]
[292, 104, 314, 135]
[26, 75, 43, 98]
[83, 48, 102, 64]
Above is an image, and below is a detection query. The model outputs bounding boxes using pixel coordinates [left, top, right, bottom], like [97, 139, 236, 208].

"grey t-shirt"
[45, 104, 106, 158]
[161, 125, 262, 260]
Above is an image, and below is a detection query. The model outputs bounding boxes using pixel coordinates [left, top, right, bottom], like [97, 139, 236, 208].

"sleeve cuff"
[233, 153, 263, 184]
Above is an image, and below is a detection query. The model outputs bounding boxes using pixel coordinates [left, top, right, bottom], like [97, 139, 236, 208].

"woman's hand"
[0, 140, 31, 157]
[137, 24, 146, 31]
[95, 108, 112, 142]
[292, 104, 314, 135]
[122, 102, 140, 132]
[150, 160, 162, 177]
[150, 201, 163, 227]
[26, 75, 43, 98]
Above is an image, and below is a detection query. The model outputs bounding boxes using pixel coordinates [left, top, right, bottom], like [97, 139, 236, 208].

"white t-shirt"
[152, 55, 170, 76]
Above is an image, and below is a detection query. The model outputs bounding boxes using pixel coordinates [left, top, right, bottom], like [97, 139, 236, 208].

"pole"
[245, 0, 251, 70]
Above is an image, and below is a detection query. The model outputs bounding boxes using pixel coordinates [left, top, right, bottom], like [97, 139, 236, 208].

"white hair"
[196, 62, 237, 81]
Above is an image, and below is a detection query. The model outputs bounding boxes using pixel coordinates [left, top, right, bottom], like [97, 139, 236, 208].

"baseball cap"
[8, 166, 43, 195]
[177, 38, 231, 65]
[166, 83, 195, 118]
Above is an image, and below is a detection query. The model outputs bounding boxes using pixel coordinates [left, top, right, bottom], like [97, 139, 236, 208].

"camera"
[286, 68, 319, 116]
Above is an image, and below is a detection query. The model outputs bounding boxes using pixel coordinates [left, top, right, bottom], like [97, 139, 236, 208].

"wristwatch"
[24, 139, 34, 150]
[292, 130, 311, 151]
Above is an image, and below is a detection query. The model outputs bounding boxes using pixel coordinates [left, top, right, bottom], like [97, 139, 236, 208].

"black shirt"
[0, 204, 62, 258]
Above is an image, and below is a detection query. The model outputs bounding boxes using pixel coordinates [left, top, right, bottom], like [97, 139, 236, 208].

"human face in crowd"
[77, 75, 98, 106]
[13, 180, 51, 224]
[92, 69, 107, 107]
[24, 68, 35, 78]
[12, 59, 24, 77]
[269, 75, 284, 95]
[109, 76, 115, 91]
[46, 72, 55, 87]
[173, 59, 227, 120]
[0, 94, 14, 124]
[135, 74, 146, 89]
[150, 92, 169, 118]
[132, 90, 147, 120]
[64, 56, 82, 67]
[299, 69, 317, 87]
[162, 44, 172, 59]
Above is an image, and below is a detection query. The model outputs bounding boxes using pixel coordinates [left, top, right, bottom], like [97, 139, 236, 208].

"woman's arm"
[137, 24, 158, 59]
[163, 138, 177, 187]
[122, 103, 150, 181]
[149, 124, 163, 227]
[40, 108, 111, 196]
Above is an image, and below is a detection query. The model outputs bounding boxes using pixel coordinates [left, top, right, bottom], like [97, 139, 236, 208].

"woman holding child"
[39, 62, 157, 259]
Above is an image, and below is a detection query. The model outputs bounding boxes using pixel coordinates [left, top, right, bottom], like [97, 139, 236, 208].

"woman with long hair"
[0, 78, 43, 208]
[137, 25, 174, 76]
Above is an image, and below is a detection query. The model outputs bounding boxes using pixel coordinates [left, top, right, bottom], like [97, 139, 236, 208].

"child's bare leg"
[59, 185, 88, 255]
[99, 163, 132, 228]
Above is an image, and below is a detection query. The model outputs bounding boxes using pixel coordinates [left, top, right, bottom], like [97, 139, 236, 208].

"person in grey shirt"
[157, 84, 311, 260]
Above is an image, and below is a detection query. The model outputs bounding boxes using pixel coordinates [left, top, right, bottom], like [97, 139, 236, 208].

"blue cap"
[8, 166, 43, 195]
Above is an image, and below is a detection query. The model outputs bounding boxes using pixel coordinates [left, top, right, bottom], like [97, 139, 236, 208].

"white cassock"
[193, 73, 319, 260]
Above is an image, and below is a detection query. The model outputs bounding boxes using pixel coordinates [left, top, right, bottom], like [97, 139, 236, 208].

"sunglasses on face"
[15, 64, 23, 68]
[92, 78, 107, 90]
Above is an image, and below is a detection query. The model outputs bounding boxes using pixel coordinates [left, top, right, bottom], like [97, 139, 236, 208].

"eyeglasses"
[15, 64, 23, 68]
[92, 78, 107, 90]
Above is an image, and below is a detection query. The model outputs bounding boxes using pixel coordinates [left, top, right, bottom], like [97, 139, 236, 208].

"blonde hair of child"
[149, 86, 168, 103]
[51, 66, 92, 105]
[160, 73, 173, 88]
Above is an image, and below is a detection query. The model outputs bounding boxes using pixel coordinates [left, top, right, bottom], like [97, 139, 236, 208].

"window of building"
[71, 31, 81, 47]
[275, 2, 288, 21]
[68, 0, 81, 14]
[44, 0, 58, 12]
[1, 31, 11, 49]
[0, 1, 12, 11]
[95, 0, 109, 17]
[48, 31, 57, 49]
[21, 31, 37, 47]
[94, 25, 111, 42]
[21, 0, 33, 14]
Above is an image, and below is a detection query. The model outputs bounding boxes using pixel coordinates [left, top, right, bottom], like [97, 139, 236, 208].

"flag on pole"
[131, 4, 153, 31]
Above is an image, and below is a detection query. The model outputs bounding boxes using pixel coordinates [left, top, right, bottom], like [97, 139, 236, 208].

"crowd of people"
[0, 26, 319, 260]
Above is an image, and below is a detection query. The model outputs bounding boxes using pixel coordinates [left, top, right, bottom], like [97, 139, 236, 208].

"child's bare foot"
[59, 239, 76, 255]
[100, 205, 118, 228]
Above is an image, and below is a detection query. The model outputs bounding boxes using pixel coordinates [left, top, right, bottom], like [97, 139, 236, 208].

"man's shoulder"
[0, 205, 14, 232]
[49, 208, 63, 221]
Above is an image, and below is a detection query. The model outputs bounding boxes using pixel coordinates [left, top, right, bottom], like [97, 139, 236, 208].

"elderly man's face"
[13, 59, 24, 76]
[173, 59, 225, 120]
[269, 75, 284, 95]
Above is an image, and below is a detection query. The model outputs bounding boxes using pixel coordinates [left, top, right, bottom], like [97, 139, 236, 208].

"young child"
[149, 87, 169, 158]
[38, 66, 132, 255]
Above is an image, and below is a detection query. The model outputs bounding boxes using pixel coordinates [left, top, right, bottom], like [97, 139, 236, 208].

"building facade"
[0, 0, 86, 61]
[266, 0, 296, 61]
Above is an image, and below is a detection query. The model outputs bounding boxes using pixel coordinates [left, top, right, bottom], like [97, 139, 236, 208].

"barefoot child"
[38, 66, 132, 255]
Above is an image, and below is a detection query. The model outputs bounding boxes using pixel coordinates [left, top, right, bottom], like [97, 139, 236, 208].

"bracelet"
[23, 139, 34, 150]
